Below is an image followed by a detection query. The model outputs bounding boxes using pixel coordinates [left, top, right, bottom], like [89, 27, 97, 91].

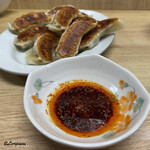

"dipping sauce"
[48, 80, 121, 137]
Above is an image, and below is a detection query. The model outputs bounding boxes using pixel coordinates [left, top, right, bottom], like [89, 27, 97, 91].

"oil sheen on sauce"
[48, 80, 121, 137]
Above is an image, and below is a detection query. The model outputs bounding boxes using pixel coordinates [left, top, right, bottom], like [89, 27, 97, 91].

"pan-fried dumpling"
[48, 5, 75, 16]
[14, 25, 49, 49]
[47, 5, 80, 34]
[80, 18, 124, 50]
[26, 32, 59, 65]
[8, 12, 53, 34]
[55, 19, 97, 58]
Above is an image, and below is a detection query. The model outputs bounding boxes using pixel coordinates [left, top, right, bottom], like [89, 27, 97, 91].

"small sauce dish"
[24, 54, 150, 149]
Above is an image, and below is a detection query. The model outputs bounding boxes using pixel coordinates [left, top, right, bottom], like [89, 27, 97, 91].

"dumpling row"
[8, 5, 124, 65]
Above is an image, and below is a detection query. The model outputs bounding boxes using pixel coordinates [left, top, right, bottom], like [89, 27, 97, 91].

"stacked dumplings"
[8, 5, 124, 65]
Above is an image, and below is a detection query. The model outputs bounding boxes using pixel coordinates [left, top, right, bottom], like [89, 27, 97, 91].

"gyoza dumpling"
[8, 12, 53, 34]
[55, 18, 97, 58]
[14, 25, 49, 49]
[26, 32, 59, 65]
[47, 5, 80, 34]
[47, 5, 75, 16]
[79, 18, 124, 50]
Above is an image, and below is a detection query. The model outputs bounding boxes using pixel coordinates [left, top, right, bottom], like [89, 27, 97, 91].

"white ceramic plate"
[24, 55, 150, 149]
[0, 10, 115, 75]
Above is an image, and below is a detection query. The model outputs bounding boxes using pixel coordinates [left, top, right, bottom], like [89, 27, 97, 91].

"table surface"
[0, 9, 150, 150]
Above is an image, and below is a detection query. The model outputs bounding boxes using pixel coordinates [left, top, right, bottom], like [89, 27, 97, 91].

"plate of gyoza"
[0, 5, 124, 75]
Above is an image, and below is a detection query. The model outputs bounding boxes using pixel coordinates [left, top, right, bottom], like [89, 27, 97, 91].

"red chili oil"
[48, 80, 121, 137]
